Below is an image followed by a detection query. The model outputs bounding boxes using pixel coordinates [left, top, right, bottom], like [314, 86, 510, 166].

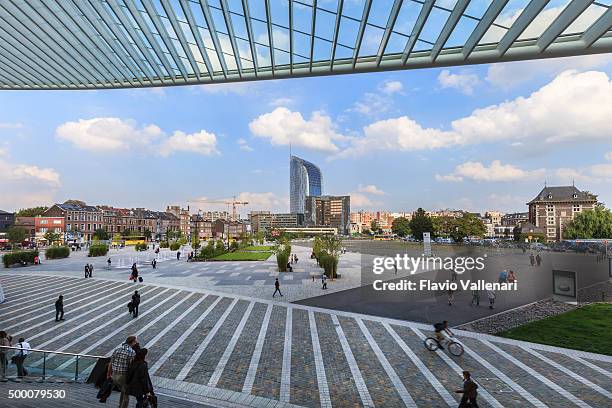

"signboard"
[553, 270, 576, 298]
[423, 232, 432, 257]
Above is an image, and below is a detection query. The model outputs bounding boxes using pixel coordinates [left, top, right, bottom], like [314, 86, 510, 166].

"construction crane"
[187, 196, 249, 222]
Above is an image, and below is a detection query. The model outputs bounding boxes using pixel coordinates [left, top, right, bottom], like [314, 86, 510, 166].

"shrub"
[2, 250, 39, 268]
[275, 244, 291, 272]
[169, 242, 180, 251]
[135, 243, 148, 251]
[45, 246, 70, 259]
[89, 244, 109, 257]
[159, 241, 169, 248]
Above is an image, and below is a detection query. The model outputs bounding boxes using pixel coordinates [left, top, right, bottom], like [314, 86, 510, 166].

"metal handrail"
[1, 345, 105, 381]
[0, 345, 104, 359]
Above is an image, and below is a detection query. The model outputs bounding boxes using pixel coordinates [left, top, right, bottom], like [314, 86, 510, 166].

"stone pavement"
[1, 274, 611, 408]
[13, 244, 365, 302]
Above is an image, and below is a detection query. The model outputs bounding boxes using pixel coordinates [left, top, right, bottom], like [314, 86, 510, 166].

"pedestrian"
[13, 337, 31, 377]
[84, 264, 90, 278]
[536, 253, 542, 266]
[470, 289, 480, 306]
[55, 295, 64, 321]
[295, 255, 298, 263]
[107, 258, 112, 269]
[322, 274, 327, 290]
[151, 259, 157, 269]
[176, 251, 180, 260]
[0, 331, 11, 378]
[131, 290, 140, 318]
[131, 263, 139, 283]
[498, 270, 508, 284]
[455, 370, 479, 407]
[88, 264, 94, 278]
[447, 288, 454, 306]
[530, 253, 535, 266]
[487, 289, 495, 309]
[126, 347, 155, 408]
[273, 278, 283, 297]
[394, 261, 397, 275]
[108, 336, 138, 408]
[508, 270, 517, 284]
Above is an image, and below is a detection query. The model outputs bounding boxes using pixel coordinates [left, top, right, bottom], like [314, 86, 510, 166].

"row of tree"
[388, 208, 486, 242]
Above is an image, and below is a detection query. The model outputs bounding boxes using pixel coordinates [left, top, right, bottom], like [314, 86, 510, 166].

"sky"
[1, 3, 612, 216]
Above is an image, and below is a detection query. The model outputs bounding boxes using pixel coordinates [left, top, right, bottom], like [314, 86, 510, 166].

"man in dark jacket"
[456, 370, 479, 407]
[131, 291, 140, 318]
[55, 295, 64, 321]
[126, 348, 154, 408]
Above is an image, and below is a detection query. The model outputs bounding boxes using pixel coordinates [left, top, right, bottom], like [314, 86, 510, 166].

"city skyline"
[1, 56, 611, 213]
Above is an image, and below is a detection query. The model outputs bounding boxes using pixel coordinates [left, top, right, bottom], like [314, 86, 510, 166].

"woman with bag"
[126, 348, 156, 408]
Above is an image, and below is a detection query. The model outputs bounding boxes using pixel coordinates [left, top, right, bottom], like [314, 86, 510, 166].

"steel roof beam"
[197, 1, 230, 77]
[376, 0, 403, 66]
[352, 0, 373, 68]
[179, 0, 215, 80]
[264, 0, 276, 75]
[241, 0, 259, 76]
[581, 5, 612, 47]
[310, 0, 318, 72]
[462, 0, 509, 59]
[498, 0, 549, 56]
[289, 0, 294, 73]
[330, 0, 345, 69]
[0, 55, 37, 86]
[430, 0, 470, 62]
[402, 0, 435, 64]
[221, 0, 244, 77]
[137, 0, 190, 81]
[72, 0, 143, 86]
[538, 0, 593, 52]
[160, 0, 203, 80]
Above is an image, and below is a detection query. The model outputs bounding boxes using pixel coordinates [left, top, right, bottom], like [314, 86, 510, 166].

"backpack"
[127, 302, 134, 312]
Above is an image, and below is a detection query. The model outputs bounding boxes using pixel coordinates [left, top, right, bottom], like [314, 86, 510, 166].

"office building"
[290, 155, 322, 214]
[305, 195, 350, 235]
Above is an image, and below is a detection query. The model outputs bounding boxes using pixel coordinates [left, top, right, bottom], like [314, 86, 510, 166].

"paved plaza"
[1, 273, 611, 408]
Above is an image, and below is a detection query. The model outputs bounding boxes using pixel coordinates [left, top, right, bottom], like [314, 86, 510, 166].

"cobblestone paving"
[1, 274, 611, 408]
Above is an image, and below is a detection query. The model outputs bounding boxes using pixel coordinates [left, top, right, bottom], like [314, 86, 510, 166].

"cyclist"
[433, 321, 453, 349]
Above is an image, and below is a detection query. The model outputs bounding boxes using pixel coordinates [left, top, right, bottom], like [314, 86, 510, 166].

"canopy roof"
[0, 0, 610, 89]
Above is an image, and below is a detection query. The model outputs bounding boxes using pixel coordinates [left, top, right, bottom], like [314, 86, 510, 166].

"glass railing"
[0, 345, 104, 382]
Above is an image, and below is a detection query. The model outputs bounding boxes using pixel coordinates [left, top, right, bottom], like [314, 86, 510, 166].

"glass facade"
[290, 156, 322, 214]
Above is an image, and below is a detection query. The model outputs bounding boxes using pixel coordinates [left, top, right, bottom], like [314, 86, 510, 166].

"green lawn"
[212, 251, 272, 261]
[243, 245, 274, 251]
[498, 303, 612, 356]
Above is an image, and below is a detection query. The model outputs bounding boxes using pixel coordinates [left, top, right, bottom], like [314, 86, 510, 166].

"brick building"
[527, 185, 598, 242]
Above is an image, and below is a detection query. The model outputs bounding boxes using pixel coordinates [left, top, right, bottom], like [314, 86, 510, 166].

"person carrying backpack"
[13, 337, 31, 377]
[131, 291, 141, 318]
[455, 370, 479, 407]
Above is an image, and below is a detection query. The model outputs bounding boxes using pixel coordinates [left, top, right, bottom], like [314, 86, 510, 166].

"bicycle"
[424, 335, 464, 356]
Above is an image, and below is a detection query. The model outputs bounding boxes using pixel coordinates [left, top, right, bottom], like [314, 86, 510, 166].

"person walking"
[131, 291, 141, 318]
[470, 289, 480, 306]
[88, 264, 94, 278]
[447, 288, 455, 306]
[108, 336, 138, 408]
[508, 270, 517, 284]
[131, 263, 139, 283]
[14, 337, 31, 377]
[84, 264, 90, 278]
[536, 253, 542, 267]
[273, 278, 283, 297]
[294, 255, 298, 264]
[55, 295, 64, 321]
[455, 370, 479, 407]
[126, 348, 155, 408]
[176, 251, 181, 260]
[151, 259, 157, 269]
[487, 289, 495, 310]
[0, 331, 11, 378]
[322, 274, 327, 290]
[107, 258, 112, 269]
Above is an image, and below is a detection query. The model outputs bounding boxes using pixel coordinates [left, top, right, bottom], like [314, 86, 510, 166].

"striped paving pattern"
[1, 274, 611, 408]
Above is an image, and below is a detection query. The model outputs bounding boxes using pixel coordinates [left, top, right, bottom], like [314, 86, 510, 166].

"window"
[40, 219, 48, 224]
[573, 205, 580, 212]
[53, 220, 61, 225]
[67, 223, 71, 230]
[573, 193, 578, 198]
[40, 227, 47, 233]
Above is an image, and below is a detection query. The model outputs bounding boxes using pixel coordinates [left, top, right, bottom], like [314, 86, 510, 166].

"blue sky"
[1, 53, 611, 215]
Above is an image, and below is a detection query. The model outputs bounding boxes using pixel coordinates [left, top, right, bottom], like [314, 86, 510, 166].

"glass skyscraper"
[290, 155, 322, 214]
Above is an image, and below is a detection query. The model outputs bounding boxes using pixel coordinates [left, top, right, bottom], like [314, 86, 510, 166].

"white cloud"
[438, 70, 480, 95]
[437, 160, 545, 182]
[196, 82, 254, 95]
[56, 118, 163, 152]
[349, 192, 383, 208]
[0, 153, 60, 210]
[357, 184, 386, 195]
[249, 107, 346, 152]
[557, 163, 612, 184]
[159, 130, 219, 156]
[605, 152, 612, 161]
[0, 122, 23, 129]
[237, 138, 254, 152]
[341, 70, 612, 156]
[269, 97, 294, 107]
[379, 81, 403, 95]
[56, 118, 219, 156]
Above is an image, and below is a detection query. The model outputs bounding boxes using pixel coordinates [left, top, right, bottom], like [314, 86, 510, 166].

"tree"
[122, 228, 132, 237]
[7, 226, 27, 245]
[93, 228, 109, 241]
[409, 208, 433, 241]
[432, 216, 455, 237]
[370, 220, 381, 234]
[449, 213, 486, 242]
[391, 217, 411, 237]
[564, 205, 612, 239]
[255, 231, 265, 245]
[143, 229, 152, 240]
[44, 230, 61, 245]
[16, 206, 48, 217]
